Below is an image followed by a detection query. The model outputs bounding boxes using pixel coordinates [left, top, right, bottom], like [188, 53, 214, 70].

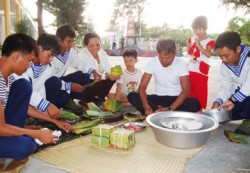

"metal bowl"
[201, 109, 232, 123]
[146, 111, 219, 149]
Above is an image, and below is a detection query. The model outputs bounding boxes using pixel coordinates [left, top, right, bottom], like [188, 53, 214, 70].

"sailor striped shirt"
[215, 45, 250, 105]
[55, 51, 70, 65]
[30, 62, 48, 78]
[0, 72, 15, 109]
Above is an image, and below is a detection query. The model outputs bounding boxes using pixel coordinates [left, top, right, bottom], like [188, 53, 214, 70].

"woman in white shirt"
[78, 33, 120, 103]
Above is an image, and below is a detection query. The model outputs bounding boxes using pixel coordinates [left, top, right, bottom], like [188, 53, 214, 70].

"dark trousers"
[0, 79, 37, 160]
[45, 76, 70, 109]
[232, 97, 250, 120]
[82, 79, 115, 102]
[127, 92, 201, 115]
[60, 71, 90, 100]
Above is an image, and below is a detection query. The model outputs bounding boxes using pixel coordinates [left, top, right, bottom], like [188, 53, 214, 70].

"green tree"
[15, 17, 34, 37]
[220, 0, 250, 12]
[43, 0, 87, 33]
[142, 24, 193, 48]
[227, 17, 250, 46]
[108, 0, 146, 35]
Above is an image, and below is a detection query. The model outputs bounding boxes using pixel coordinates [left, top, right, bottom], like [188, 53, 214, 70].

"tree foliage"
[141, 24, 193, 48]
[15, 17, 34, 37]
[108, 0, 146, 34]
[227, 17, 250, 46]
[43, 0, 87, 33]
[220, 0, 250, 13]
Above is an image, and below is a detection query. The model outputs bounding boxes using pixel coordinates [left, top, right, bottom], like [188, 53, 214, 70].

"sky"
[22, 0, 249, 35]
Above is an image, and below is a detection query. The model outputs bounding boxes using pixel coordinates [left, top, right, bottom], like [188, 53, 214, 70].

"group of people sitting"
[0, 20, 249, 171]
[0, 24, 123, 171]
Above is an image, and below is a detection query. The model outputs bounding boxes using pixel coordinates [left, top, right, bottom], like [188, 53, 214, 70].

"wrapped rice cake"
[104, 99, 123, 112]
[92, 124, 115, 138]
[110, 128, 135, 150]
[91, 136, 110, 147]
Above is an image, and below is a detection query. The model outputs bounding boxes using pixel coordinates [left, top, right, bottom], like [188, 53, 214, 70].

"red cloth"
[189, 71, 208, 110]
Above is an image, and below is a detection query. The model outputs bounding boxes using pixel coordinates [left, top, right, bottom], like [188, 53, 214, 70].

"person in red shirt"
[187, 16, 215, 110]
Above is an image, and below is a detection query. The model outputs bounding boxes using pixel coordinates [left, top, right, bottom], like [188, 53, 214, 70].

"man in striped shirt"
[212, 31, 250, 120]
[25, 33, 73, 132]
[0, 34, 56, 171]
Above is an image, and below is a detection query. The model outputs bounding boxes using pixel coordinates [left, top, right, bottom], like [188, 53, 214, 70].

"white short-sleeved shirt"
[188, 37, 215, 74]
[145, 57, 189, 96]
[116, 68, 143, 96]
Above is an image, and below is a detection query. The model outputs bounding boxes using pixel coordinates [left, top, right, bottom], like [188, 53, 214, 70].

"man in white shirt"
[127, 39, 200, 116]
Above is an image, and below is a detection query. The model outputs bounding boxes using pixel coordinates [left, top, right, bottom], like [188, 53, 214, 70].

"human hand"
[108, 74, 121, 81]
[47, 104, 61, 119]
[71, 83, 84, 92]
[195, 37, 201, 47]
[93, 70, 102, 81]
[37, 129, 57, 145]
[143, 105, 153, 116]
[211, 102, 220, 109]
[54, 120, 73, 132]
[155, 106, 170, 112]
[220, 100, 234, 111]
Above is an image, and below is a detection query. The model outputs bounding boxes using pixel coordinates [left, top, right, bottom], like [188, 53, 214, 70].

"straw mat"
[35, 127, 202, 173]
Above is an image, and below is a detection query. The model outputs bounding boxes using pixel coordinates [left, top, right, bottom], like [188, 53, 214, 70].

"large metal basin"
[201, 109, 232, 123]
[146, 111, 219, 149]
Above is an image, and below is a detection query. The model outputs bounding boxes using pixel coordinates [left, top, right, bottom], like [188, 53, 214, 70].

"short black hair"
[156, 39, 176, 54]
[83, 32, 100, 46]
[2, 33, 38, 57]
[37, 33, 61, 55]
[56, 24, 76, 41]
[215, 31, 241, 52]
[192, 16, 208, 30]
[123, 48, 138, 59]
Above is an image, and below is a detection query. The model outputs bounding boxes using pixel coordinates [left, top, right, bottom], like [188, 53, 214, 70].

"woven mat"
[35, 127, 202, 173]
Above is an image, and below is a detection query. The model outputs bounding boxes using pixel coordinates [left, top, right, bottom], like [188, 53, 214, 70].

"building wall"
[0, 0, 38, 45]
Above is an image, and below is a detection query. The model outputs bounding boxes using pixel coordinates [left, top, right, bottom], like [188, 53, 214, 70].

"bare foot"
[4, 157, 29, 172]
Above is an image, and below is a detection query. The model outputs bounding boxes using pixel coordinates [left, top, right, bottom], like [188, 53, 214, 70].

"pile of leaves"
[224, 119, 250, 144]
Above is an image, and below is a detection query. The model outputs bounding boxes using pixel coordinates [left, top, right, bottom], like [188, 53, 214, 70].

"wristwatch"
[229, 97, 237, 104]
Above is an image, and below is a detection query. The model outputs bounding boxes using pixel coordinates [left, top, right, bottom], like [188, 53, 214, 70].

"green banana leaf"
[224, 130, 248, 144]
[60, 111, 80, 120]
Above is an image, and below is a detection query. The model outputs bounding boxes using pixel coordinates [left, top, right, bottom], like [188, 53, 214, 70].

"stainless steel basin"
[201, 109, 232, 123]
[146, 111, 219, 149]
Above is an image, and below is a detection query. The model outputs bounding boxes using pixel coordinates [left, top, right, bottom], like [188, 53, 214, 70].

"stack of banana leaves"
[82, 102, 114, 120]
[63, 102, 114, 135]
[38, 103, 120, 149]
[58, 110, 101, 135]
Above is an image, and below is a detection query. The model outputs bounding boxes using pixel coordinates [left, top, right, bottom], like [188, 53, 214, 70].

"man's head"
[56, 24, 76, 52]
[37, 33, 61, 65]
[192, 16, 207, 39]
[215, 31, 241, 65]
[156, 39, 176, 67]
[2, 33, 37, 75]
[122, 48, 138, 67]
